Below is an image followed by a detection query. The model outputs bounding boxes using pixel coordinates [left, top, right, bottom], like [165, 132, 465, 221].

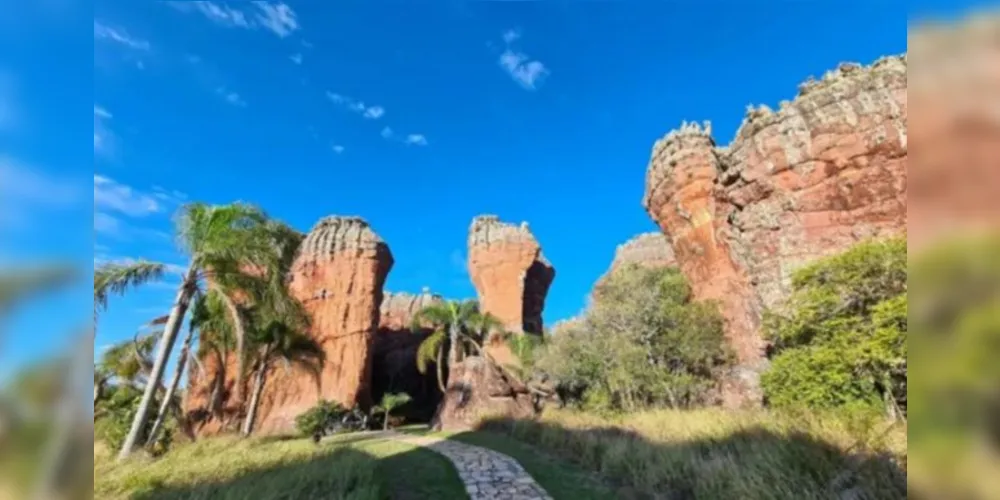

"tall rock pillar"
[467, 215, 555, 336]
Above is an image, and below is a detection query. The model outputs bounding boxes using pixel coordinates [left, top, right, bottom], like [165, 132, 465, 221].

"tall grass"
[476, 408, 906, 499]
[94, 436, 382, 500]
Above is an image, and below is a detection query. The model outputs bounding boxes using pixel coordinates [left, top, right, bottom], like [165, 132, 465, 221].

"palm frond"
[416, 329, 446, 375]
[410, 304, 454, 331]
[93, 261, 167, 316]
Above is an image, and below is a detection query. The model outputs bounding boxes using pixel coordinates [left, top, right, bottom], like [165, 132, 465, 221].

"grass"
[473, 408, 908, 500]
[94, 432, 467, 500]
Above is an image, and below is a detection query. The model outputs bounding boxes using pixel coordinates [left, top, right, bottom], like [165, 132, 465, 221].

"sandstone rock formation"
[372, 289, 445, 421]
[251, 216, 393, 433]
[467, 215, 555, 335]
[609, 232, 676, 272]
[643, 56, 907, 406]
[432, 356, 537, 431]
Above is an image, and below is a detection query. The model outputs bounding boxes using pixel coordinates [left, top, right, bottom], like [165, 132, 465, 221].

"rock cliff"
[372, 289, 444, 421]
[467, 215, 555, 335]
[251, 216, 393, 433]
[643, 56, 907, 406]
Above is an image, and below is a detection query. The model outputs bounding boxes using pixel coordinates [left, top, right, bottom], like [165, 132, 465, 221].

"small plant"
[294, 400, 348, 441]
[374, 393, 412, 430]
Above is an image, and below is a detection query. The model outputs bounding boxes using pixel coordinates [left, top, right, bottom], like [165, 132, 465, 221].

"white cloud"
[93, 105, 112, 119]
[498, 30, 548, 90]
[93, 255, 186, 276]
[331, 144, 345, 154]
[215, 87, 247, 107]
[253, 2, 298, 38]
[168, 1, 250, 28]
[380, 127, 394, 139]
[327, 91, 385, 120]
[94, 175, 162, 217]
[404, 134, 428, 146]
[93, 212, 122, 235]
[168, 1, 299, 39]
[94, 21, 151, 51]
[289, 53, 303, 65]
[94, 104, 114, 154]
[363, 106, 385, 120]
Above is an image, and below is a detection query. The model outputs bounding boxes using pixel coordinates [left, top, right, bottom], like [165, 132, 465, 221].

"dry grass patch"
[477, 408, 906, 499]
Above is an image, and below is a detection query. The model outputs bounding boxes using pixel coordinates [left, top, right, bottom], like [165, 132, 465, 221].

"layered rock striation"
[467, 215, 555, 335]
[643, 56, 907, 406]
[252, 216, 393, 433]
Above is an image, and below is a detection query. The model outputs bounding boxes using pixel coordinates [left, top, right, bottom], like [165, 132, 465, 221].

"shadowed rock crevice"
[372, 290, 445, 422]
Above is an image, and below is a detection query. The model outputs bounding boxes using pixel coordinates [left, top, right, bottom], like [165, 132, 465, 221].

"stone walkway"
[385, 431, 553, 500]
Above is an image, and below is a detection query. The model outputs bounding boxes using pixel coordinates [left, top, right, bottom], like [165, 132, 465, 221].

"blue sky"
[0, 0, 974, 377]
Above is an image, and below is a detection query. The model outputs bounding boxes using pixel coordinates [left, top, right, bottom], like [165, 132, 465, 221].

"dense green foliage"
[94, 385, 174, 454]
[536, 265, 730, 411]
[294, 400, 349, 437]
[761, 238, 907, 417]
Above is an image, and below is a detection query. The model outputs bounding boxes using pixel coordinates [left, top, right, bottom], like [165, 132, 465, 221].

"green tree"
[117, 202, 284, 461]
[536, 265, 730, 411]
[761, 238, 907, 418]
[375, 392, 412, 430]
[411, 300, 501, 392]
[93, 261, 166, 319]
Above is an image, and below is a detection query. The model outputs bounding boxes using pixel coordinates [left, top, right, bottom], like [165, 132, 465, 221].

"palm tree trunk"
[117, 266, 197, 461]
[241, 347, 271, 436]
[435, 347, 446, 393]
[145, 325, 194, 447]
[213, 287, 247, 405]
[447, 323, 459, 364]
[383, 408, 390, 431]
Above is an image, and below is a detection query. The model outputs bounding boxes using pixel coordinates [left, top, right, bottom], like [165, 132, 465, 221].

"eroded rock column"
[254, 216, 393, 433]
[643, 56, 908, 407]
[467, 215, 555, 335]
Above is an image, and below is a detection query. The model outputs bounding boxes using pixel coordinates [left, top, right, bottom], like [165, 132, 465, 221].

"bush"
[536, 265, 731, 411]
[94, 384, 173, 454]
[761, 238, 906, 417]
[294, 400, 348, 437]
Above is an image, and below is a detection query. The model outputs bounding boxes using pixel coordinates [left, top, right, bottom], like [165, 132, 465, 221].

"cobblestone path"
[385, 431, 553, 500]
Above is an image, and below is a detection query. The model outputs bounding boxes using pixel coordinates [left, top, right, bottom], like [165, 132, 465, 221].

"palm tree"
[241, 316, 322, 436]
[117, 202, 281, 461]
[375, 392, 412, 430]
[144, 314, 199, 447]
[411, 300, 502, 392]
[93, 261, 166, 319]
[1, 265, 78, 314]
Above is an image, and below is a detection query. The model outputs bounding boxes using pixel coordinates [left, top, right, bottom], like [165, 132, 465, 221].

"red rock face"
[254, 216, 393, 434]
[467, 215, 555, 336]
[432, 356, 537, 431]
[594, 232, 677, 292]
[643, 56, 907, 407]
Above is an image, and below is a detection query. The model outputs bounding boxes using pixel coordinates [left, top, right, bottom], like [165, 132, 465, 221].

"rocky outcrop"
[643, 56, 907, 407]
[467, 216, 555, 335]
[372, 289, 444, 421]
[609, 232, 676, 272]
[432, 356, 537, 431]
[250, 216, 393, 433]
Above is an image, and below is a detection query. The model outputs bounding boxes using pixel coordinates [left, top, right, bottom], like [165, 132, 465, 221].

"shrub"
[536, 265, 731, 411]
[94, 384, 173, 454]
[761, 238, 907, 418]
[294, 400, 348, 438]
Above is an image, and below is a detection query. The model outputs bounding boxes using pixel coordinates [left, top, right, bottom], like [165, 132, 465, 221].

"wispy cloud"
[93, 21, 150, 51]
[326, 92, 386, 120]
[331, 144, 345, 154]
[94, 104, 114, 154]
[94, 255, 186, 276]
[497, 29, 548, 90]
[289, 53, 303, 65]
[215, 87, 247, 107]
[253, 1, 298, 38]
[93, 175, 185, 238]
[94, 175, 162, 217]
[380, 127, 394, 139]
[404, 134, 428, 146]
[167, 1, 299, 38]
